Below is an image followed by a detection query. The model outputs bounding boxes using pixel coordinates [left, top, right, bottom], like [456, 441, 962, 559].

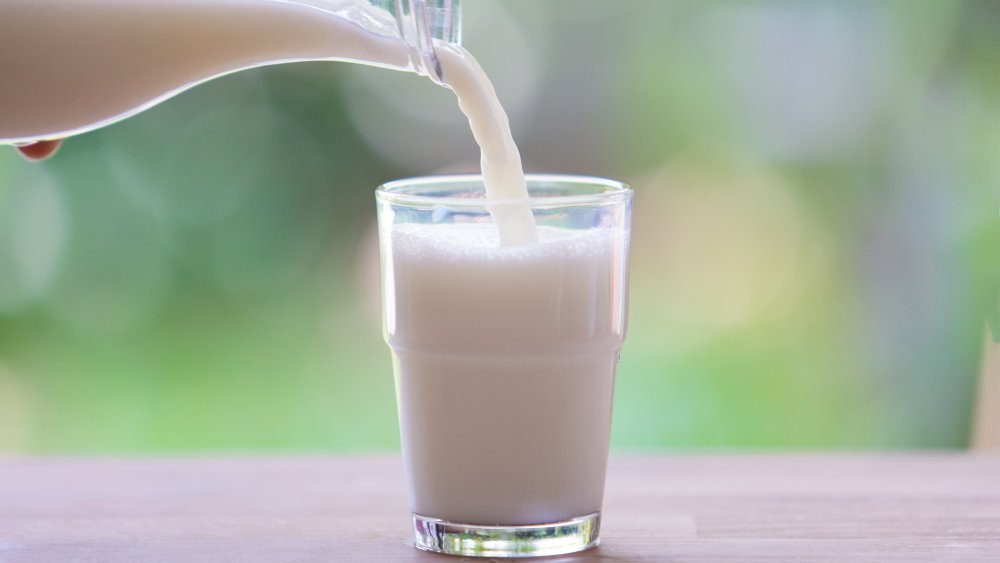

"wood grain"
[1, 454, 998, 562]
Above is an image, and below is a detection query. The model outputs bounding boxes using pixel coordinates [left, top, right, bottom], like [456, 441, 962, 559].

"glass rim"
[376, 174, 632, 208]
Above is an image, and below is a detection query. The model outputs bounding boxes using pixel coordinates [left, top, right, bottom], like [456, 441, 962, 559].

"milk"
[0, 0, 537, 244]
[0, 0, 406, 142]
[384, 223, 628, 525]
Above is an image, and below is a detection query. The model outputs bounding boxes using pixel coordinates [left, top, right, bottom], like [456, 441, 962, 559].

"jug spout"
[389, 0, 462, 84]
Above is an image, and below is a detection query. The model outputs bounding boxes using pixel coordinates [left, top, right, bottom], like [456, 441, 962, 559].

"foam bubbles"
[390, 223, 622, 263]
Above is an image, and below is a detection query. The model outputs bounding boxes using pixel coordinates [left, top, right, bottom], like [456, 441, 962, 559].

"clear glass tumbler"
[376, 175, 632, 558]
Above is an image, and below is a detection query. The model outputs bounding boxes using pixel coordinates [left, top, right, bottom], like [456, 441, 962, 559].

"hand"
[16, 140, 62, 161]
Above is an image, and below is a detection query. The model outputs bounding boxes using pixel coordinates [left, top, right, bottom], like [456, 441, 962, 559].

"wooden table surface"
[1, 454, 998, 562]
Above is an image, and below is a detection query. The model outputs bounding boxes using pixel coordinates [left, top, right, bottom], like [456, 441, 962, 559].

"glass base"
[412, 512, 600, 558]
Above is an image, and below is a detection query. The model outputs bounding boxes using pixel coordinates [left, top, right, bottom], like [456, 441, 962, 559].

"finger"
[16, 139, 62, 161]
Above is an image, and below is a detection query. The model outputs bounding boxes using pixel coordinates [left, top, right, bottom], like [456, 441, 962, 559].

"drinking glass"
[376, 175, 632, 557]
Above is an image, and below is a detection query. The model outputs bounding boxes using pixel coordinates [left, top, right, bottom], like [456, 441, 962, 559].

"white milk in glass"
[385, 223, 627, 525]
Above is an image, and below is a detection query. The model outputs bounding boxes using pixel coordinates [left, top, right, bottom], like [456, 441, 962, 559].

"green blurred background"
[0, 0, 997, 453]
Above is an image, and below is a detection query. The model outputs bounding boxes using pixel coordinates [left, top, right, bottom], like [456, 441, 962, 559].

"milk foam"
[391, 223, 615, 262]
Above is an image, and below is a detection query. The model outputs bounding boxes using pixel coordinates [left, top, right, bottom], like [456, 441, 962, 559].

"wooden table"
[1, 455, 998, 562]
